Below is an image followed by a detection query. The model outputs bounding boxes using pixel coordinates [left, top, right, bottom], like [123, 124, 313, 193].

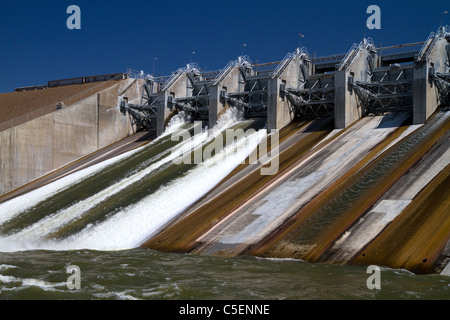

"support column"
[334, 42, 374, 129]
[267, 78, 293, 131]
[412, 61, 429, 124]
[413, 32, 449, 124]
[334, 70, 355, 129]
[208, 85, 221, 129]
[157, 91, 170, 136]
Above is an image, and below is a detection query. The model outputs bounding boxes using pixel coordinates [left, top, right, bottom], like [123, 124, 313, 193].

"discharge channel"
[0, 108, 266, 252]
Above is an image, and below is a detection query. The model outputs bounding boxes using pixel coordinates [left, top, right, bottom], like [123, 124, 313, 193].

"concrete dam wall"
[0, 27, 449, 275]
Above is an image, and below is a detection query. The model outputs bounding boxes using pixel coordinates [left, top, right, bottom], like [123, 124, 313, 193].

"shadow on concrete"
[303, 117, 335, 133]
[376, 112, 412, 129]
[135, 129, 156, 142]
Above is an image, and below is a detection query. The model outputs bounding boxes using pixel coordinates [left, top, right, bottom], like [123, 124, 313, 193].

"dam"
[0, 24, 449, 282]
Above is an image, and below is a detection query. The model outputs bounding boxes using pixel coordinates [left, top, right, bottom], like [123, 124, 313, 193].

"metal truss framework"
[352, 68, 413, 116]
[283, 76, 335, 120]
[226, 77, 269, 118]
[433, 72, 450, 108]
[170, 94, 210, 121]
[120, 80, 159, 130]
[170, 68, 211, 121]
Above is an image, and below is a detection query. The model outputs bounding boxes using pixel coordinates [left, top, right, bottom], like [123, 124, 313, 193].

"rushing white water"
[0, 111, 189, 226]
[0, 108, 265, 252]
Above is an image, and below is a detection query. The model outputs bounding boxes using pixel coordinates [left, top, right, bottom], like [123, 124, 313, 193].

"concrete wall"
[157, 73, 188, 136]
[413, 35, 450, 124]
[209, 66, 241, 128]
[335, 46, 374, 129]
[267, 56, 306, 131]
[0, 79, 141, 196]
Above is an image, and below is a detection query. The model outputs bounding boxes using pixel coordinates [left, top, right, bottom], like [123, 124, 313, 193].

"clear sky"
[0, 0, 448, 93]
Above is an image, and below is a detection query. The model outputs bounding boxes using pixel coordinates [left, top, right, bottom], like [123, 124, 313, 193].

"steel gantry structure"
[352, 65, 414, 116]
[222, 55, 270, 118]
[120, 75, 159, 130]
[283, 73, 335, 120]
[168, 63, 213, 121]
[119, 26, 449, 134]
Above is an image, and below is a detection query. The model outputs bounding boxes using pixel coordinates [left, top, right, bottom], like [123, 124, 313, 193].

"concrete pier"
[156, 69, 189, 136]
[209, 63, 241, 128]
[334, 39, 377, 128]
[268, 50, 312, 130]
[413, 28, 450, 124]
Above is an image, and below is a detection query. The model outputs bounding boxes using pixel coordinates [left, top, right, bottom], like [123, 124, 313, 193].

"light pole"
[242, 43, 247, 56]
[153, 57, 157, 75]
[299, 33, 305, 48]
[442, 11, 448, 28]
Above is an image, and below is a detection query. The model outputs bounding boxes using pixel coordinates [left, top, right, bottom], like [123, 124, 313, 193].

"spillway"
[1, 26, 449, 276]
[1, 107, 448, 274]
[144, 110, 450, 275]
[0, 108, 266, 252]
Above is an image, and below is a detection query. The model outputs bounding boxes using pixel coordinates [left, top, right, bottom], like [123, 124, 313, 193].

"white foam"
[47, 129, 266, 251]
[0, 273, 66, 292]
[0, 264, 17, 271]
[0, 141, 147, 225]
[0, 108, 261, 252]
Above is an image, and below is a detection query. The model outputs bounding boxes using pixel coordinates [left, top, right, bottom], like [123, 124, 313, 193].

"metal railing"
[337, 38, 374, 71]
[126, 68, 153, 80]
[0, 73, 126, 132]
[271, 47, 309, 79]
[213, 60, 237, 85]
[416, 31, 436, 61]
[416, 25, 449, 61]
[161, 67, 186, 91]
[272, 52, 295, 78]
[313, 54, 345, 64]
[337, 43, 359, 71]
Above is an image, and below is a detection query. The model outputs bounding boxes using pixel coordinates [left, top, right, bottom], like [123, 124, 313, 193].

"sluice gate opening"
[120, 78, 159, 131]
[120, 26, 450, 134]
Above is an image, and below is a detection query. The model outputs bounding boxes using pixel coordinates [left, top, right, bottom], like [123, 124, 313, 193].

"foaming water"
[0, 108, 265, 252]
[0, 112, 189, 225]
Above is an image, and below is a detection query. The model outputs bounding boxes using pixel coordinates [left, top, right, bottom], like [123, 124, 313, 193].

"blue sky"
[0, 0, 448, 93]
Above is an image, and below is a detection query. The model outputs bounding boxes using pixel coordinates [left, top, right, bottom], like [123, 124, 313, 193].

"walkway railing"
[213, 60, 237, 85]
[416, 25, 449, 61]
[161, 67, 187, 91]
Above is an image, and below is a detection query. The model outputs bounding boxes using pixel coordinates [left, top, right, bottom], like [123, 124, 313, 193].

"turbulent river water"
[0, 109, 448, 300]
[0, 248, 449, 300]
